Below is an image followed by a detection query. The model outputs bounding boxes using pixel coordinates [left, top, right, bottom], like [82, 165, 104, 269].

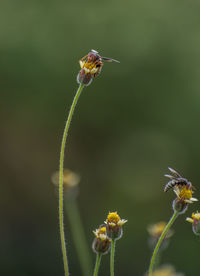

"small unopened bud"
[105, 212, 127, 240]
[172, 198, 188, 214]
[92, 225, 111, 255]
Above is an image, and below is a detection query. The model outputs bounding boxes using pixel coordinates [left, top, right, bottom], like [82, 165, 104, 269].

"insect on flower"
[79, 49, 120, 78]
[164, 167, 194, 192]
[77, 49, 120, 86]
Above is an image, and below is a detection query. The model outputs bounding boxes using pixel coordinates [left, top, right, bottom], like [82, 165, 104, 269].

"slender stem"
[153, 251, 161, 271]
[110, 239, 116, 276]
[148, 210, 179, 276]
[93, 253, 102, 276]
[59, 83, 85, 276]
[65, 198, 92, 276]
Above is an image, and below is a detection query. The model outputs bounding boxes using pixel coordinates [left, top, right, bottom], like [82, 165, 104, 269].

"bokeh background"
[1, 0, 200, 275]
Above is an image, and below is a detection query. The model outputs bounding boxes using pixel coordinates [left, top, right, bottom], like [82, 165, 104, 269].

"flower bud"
[105, 212, 127, 240]
[92, 225, 111, 255]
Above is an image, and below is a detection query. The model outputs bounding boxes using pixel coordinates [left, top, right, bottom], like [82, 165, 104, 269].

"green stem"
[59, 83, 85, 276]
[148, 210, 179, 276]
[65, 199, 92, 276]
[110, 239, 116, 276]
[93, 253, 102, 276]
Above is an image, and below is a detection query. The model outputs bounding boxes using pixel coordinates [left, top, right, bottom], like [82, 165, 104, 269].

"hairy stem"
[148, 210, 179, 276]
[65, 199, 92, 276]
[59, 83, 85, 276]
[93, 253, 102, 276]
[110, 239, 116, 276]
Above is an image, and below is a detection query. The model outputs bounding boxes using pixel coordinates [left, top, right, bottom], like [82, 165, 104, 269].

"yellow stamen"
[192, 212, 200, 220]
[98, 226, 106, 235]
[179, 187, 192, 200]
[107, 212, 120, 224]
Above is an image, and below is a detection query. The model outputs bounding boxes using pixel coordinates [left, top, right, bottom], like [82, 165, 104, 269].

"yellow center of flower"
[79, 60, 98, 74]
[179, 187, 192, 200]
[84, 62, 96, 70]
[107, 212, 120, 224]
[98, 226, 106, 235]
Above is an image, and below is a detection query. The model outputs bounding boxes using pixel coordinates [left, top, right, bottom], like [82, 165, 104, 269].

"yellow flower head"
[148, 265, 183, 276]
[174, 185, 197, 204]
[105, 212, 127, 227]
[172, 184, 197, 214]
[51, 169, 80, 189]
[147, 221, 173, 239]
[186, 211, 200, 224]
[105, 211, 127, 240]
[93, 226, 108, 241]
[51, 169, 80, 199]
[92, 225, 111, 255]
[186, 211, 200, 235]
[79, 60, 99, 75]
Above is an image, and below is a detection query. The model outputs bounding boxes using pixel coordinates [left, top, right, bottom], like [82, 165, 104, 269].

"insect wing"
[101, 56, 120, 63]
[164, 174, 175, 179]
[168, 167, 181, 178]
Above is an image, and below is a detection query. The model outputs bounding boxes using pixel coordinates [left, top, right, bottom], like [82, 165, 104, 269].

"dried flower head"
[105, 211, 127, 240]
[146, 265, 183, 276]
[77, 49, 119, 86]
[92, 225, 111, 254]
[51, 169, 80, 199]
[186, 211, 200, 235]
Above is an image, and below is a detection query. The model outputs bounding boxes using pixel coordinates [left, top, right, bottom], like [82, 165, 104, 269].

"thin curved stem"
[65, 199, 92, 276]
[110, 239, 116, 276]
[59, 83, 85, 276]
[148, 210, 179, 276]
[93, 253, 102, 276]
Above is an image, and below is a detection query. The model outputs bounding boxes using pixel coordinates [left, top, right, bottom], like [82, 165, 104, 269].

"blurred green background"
[1, 0, 200, 275]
